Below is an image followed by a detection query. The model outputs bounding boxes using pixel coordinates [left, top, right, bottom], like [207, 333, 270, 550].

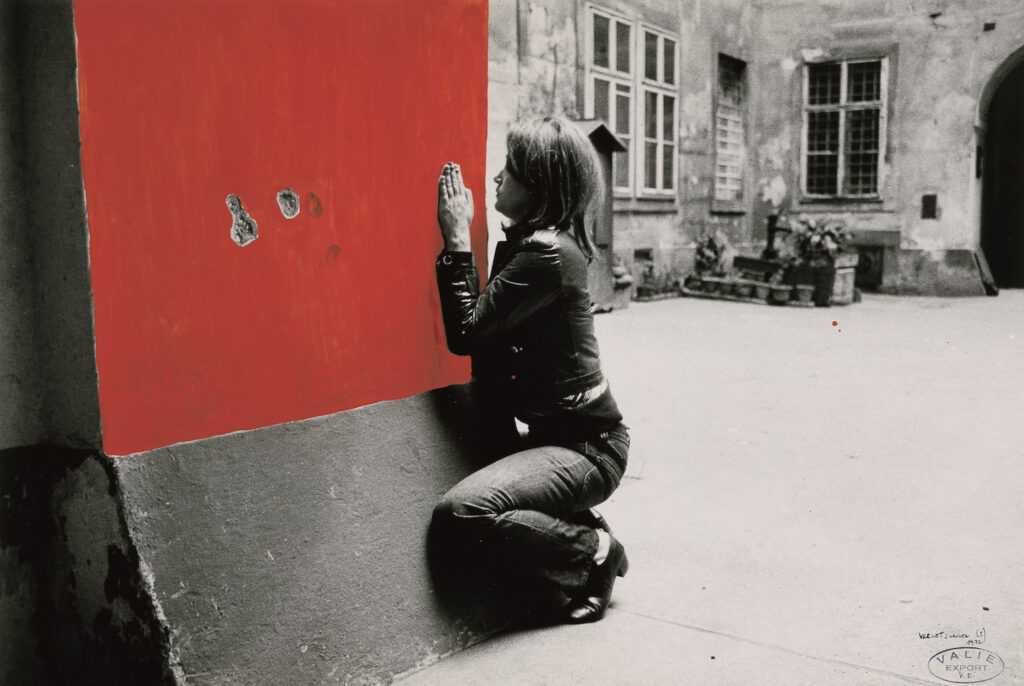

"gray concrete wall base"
[113, 384, 531, 686]
[886, 249, 989, 296]
[0, 446, 172, 685]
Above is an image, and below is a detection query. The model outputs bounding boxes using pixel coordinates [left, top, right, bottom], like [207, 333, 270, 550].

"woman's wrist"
[445, 236, 471, 252]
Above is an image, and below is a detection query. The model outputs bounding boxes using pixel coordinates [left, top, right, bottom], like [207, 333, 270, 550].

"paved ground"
[397, 291, 1024, 686]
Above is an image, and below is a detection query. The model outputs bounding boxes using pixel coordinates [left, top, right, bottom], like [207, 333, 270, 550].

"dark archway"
[981, 56, 1024, 288]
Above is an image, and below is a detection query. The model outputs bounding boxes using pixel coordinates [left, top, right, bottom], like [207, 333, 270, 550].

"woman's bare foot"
[437, 162, 474, 252]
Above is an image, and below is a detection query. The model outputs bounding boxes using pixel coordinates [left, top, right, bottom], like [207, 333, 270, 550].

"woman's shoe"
[566, 535, 628, 624]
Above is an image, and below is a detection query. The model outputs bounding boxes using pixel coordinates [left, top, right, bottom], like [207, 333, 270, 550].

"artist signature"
[919, 628, 987, 646]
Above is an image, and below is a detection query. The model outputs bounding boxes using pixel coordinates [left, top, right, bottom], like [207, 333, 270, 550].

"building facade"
[487, 0, 1024, 296]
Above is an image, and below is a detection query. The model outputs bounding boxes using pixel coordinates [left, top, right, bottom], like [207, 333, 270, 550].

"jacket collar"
[501, 222, 534, 244]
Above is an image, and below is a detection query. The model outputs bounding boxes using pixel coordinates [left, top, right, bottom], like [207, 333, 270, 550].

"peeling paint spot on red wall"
[277, 189, 300, 219]
[227, 194, 259, 246]
[74, 0, 488, 454]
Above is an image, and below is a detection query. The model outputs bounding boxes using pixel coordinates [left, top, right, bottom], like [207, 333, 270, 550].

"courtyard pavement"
[397, 291, 1024, 686]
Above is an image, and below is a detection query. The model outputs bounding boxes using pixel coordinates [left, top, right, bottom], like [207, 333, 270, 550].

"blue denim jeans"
[434, 423, 629, 594]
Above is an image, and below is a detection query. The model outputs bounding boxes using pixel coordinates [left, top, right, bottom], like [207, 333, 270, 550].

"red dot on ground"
[832, 321, 838, 326]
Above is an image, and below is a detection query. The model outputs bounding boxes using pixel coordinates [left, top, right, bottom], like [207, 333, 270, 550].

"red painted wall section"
[74, 0, 488, 455]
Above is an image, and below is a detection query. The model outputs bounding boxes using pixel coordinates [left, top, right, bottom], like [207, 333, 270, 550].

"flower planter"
[683, 274, 702, 291]
[786, 252, 859, 306]
[753, 282, 771, 300]
[769, 284, 793, 304]
[734, 279, 754, 298]
[701, 276, 722, 293]
[793, 283, 816, 303]
[719, 278, 736, 295]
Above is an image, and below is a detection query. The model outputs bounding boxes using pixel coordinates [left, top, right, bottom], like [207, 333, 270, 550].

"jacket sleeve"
[435, 240, 561, 356]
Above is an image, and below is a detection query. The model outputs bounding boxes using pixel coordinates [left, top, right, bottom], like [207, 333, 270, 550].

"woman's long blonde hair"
[505, 116, 604, 261]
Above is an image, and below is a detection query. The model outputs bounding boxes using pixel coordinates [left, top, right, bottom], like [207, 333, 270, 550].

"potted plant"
[634, 262, 657, 299]
[767, 268, 793, 304]
[682, 272, 703, 292]
[687, 232, 727, 293]
[610, 256, 634, 290]
[793, 283, 816, 303]
[785, 217, 859, 306]
[701, 274, 723, 294]
[753, 280, 771, 300]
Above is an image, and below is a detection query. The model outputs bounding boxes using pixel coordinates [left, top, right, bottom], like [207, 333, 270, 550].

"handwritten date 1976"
[919, 628, 986, 646]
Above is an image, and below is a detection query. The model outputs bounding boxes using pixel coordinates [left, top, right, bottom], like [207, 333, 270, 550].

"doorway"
[981, 56, 1024, 288]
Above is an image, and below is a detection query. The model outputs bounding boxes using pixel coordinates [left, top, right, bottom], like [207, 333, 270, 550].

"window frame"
[712, 53, 747, 213]
[637, 26, 678, 198]
[584, 4, 679, 202]
[584, 5, 636, 196]
[800, 56, 889, 200]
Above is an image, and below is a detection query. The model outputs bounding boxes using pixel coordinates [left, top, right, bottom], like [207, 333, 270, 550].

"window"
[589, 9, 634, 193]
[640, 29, 677, 195]
[714, 55, 746, 205]
[802, 58, 887, 198]
[586, 6, 678, 197]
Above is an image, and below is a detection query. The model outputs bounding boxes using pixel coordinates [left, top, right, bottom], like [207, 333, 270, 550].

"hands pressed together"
[437, 162, 474, 252]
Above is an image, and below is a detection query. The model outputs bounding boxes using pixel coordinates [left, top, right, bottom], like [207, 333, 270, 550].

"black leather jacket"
[436, 226, 622, 437]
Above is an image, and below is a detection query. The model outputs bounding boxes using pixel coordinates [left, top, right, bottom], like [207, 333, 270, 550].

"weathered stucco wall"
[488, 0, 705, 290]
[751, 0, 1024, 294]
[675, 0, 756, 255]
[0, 0, 100, 451]
[1, 4, 104, 682]
[487, 0, 584, 262]
[0, 0, 44, 450]
[16, 0, 102, 448]
[114, 385, 528, 685]
[1, 447, 171, 686]
[487, 0, 1024, 294]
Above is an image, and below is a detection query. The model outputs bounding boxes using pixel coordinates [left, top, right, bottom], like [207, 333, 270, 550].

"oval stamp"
[928, 647, 1004, 683]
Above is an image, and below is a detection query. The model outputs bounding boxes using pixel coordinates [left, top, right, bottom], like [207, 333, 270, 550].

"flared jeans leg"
[433, 444, 612, 595]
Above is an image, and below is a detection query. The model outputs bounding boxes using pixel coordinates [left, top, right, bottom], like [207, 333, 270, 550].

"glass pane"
[645, 32, 658, 80]
[615, 91, 631, 136]
[614, 141, 630, 187]
[806, 109, 838, 193]
[848, 61, 882, 102]
[662, 144, 675, 190]
[664, 39, 676, 85]
[593, 14, 610, 68]
[645, 91, 658, 139]
[846, 153, 878, 194]
[808, 63, 841, 105]
[594, 78, 610, 122]
[663, 96, 674, 141]
[846, 108, 879, 153]
[645, 142, 657, 188]
[845, 108, 880, 194]
[806, 154, 838, 194]
[615, 21, 631, 73]
[807, 110, 839, 152]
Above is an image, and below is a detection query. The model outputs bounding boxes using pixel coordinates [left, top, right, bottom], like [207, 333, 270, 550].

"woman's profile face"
[494, 156, 535, 223]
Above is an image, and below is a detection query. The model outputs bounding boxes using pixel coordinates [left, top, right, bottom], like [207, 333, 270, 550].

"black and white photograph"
[1, 1, 1022, 684]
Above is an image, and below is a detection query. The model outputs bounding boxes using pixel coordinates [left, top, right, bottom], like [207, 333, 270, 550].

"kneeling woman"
[433, 116, 630, 624]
